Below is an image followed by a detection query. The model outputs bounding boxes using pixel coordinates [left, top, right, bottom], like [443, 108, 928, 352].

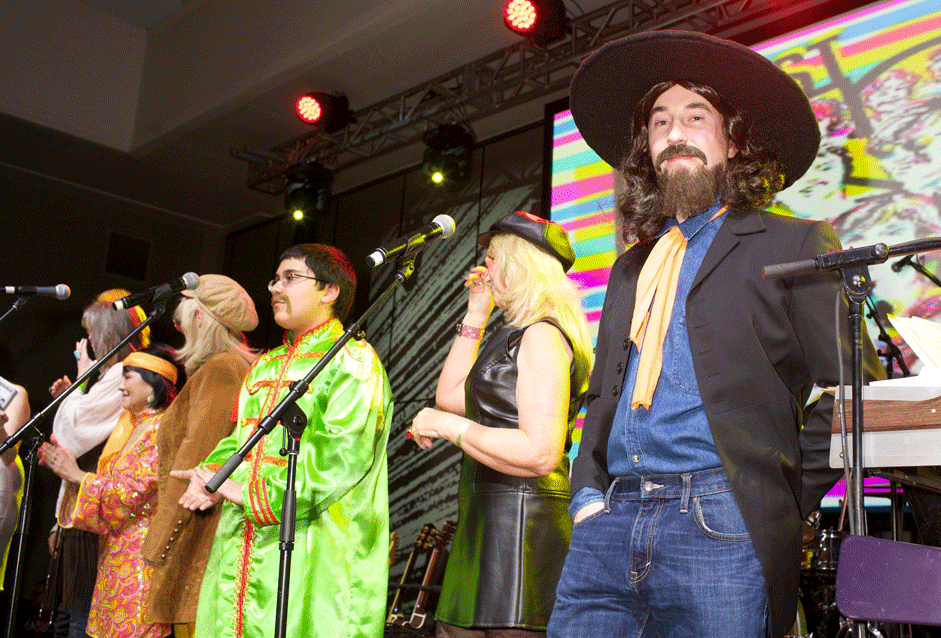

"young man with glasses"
[172, 244, 394, 638]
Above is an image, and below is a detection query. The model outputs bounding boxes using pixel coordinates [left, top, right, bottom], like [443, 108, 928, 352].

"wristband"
[456, 323, 484, 340]
[454, 421, 470, 449]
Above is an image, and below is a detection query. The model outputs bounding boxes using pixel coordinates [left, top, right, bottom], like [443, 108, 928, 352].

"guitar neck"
[386, 548, 419, 623]
[408, 521, 455, 629]
[388, 523, 437, 625]
[409, 545, 443, 621]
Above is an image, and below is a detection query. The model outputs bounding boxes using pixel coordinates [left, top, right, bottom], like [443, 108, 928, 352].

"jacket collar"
[691, 208, 766, 291]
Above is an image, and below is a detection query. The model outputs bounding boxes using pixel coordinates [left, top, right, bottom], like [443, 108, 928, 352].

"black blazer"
[571, 209, 884, 638]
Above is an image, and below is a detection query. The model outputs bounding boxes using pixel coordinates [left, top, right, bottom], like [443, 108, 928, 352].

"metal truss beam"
[234, 0, 834, 193]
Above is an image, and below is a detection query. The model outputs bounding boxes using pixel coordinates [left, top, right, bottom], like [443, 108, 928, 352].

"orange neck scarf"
[629, 206, 727, 410]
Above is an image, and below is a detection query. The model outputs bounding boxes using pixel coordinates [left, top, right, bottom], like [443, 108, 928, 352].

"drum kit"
[791, 521, 845, 638]
[788, 517, 893, 638]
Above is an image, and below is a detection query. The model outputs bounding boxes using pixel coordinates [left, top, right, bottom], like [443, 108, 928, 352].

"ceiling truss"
[233, 0, 833, 194]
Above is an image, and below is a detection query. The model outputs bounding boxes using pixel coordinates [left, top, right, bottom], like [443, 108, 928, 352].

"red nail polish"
[406, 431, 413, 439]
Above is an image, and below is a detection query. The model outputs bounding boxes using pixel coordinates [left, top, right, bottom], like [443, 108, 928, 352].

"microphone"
[112, 273, 200, 310]
[3, 284, 70, 300]
[367, 215, 456, 267]
[891, 255, 915, 272]
[762, 243, 889, 279]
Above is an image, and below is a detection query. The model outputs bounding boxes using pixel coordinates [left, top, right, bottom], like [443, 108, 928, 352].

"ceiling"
[81, 0, 185, 29]
[0, 0, 877, 236]
[2, 0, 575, 235]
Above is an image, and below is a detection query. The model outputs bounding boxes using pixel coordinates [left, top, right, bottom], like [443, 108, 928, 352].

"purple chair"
[836, 534, 941, 626]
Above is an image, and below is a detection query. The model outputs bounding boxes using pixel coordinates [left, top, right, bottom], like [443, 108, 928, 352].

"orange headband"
[95, 289, 152, 348]
[123, 352, 177, 385]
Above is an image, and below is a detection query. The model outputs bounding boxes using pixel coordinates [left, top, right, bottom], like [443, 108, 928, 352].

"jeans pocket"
[693, 490, 751, 541]
[572, 506, 606, 530]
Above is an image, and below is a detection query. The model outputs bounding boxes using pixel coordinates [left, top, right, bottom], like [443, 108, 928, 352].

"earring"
[147, 393, 155, 406]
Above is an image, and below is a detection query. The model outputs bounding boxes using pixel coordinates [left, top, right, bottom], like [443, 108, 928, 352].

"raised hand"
[464, 266, 494, 324]
[75, 338, 95, 378]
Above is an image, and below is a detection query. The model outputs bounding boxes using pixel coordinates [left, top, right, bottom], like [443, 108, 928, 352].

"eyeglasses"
[267, 272, 325, 289]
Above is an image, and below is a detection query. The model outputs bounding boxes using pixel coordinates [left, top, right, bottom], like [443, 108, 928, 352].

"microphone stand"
[763, 235, 941, 638]
[0, 295, 31, 326]
[0, 304, 165, 636]
[204, 255, 417, 638]
[0, 304, 165, 455]
[895, 253, 941, 288]
[3, 427, 42, 638]
[864, 296, 909, 379]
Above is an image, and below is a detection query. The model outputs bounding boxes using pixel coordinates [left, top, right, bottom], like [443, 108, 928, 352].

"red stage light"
[293, 92, 353, 132]
[503, 0, 568, 46]
[505, 0, 537, 33]
[296, 94, 324, 125]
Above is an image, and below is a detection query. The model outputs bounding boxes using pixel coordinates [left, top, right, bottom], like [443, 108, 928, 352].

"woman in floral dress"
[40, 344, 183, 638]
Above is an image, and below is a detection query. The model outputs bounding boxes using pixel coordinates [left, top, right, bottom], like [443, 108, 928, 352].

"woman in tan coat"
[140, 274, 258, 637]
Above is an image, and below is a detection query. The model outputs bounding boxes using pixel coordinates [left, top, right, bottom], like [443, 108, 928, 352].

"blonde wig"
[488, 233, 593, 379]
[174, 297, 255, 375]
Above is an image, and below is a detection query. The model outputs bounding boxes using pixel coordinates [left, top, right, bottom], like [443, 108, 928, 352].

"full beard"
[655, 163, 723, 219]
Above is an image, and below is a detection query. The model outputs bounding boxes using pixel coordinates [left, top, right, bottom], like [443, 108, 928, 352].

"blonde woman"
[140, 275, 258, 636]
[410, 211, 592, 638]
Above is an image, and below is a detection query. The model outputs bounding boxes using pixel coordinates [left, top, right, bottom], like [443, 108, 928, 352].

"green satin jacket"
[196, 319, 393, 638]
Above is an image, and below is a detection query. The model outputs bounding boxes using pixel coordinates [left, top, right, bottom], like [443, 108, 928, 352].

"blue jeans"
[548, 468, 768, 638]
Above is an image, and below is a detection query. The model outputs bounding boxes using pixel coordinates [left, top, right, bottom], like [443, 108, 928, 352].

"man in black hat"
[547, 30, 883, 638]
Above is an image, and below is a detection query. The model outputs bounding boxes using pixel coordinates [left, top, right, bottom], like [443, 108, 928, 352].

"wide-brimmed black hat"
[569, 30, 820, 188]
[478, 211, 576, 272]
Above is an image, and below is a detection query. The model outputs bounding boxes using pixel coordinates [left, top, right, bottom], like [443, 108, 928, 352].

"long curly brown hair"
[616, 80, 786, 243]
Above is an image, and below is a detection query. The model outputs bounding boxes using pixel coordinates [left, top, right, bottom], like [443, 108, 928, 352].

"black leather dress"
[435, 320, 587, 630]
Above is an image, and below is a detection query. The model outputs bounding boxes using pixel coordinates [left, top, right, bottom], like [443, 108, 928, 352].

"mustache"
[656, 144, 708, 167]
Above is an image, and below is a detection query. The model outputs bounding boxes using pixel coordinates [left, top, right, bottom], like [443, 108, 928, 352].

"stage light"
[296, 95, 322, 124]
[294, 92, 354, 133]
[284, 162, 333, 219]
[422, 124, 475, 187]
[503, 0, 569, 46]
[505, 0, 537, 31]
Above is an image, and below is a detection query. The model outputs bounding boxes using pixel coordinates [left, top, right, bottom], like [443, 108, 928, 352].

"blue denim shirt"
[571, 204, 727, 518]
